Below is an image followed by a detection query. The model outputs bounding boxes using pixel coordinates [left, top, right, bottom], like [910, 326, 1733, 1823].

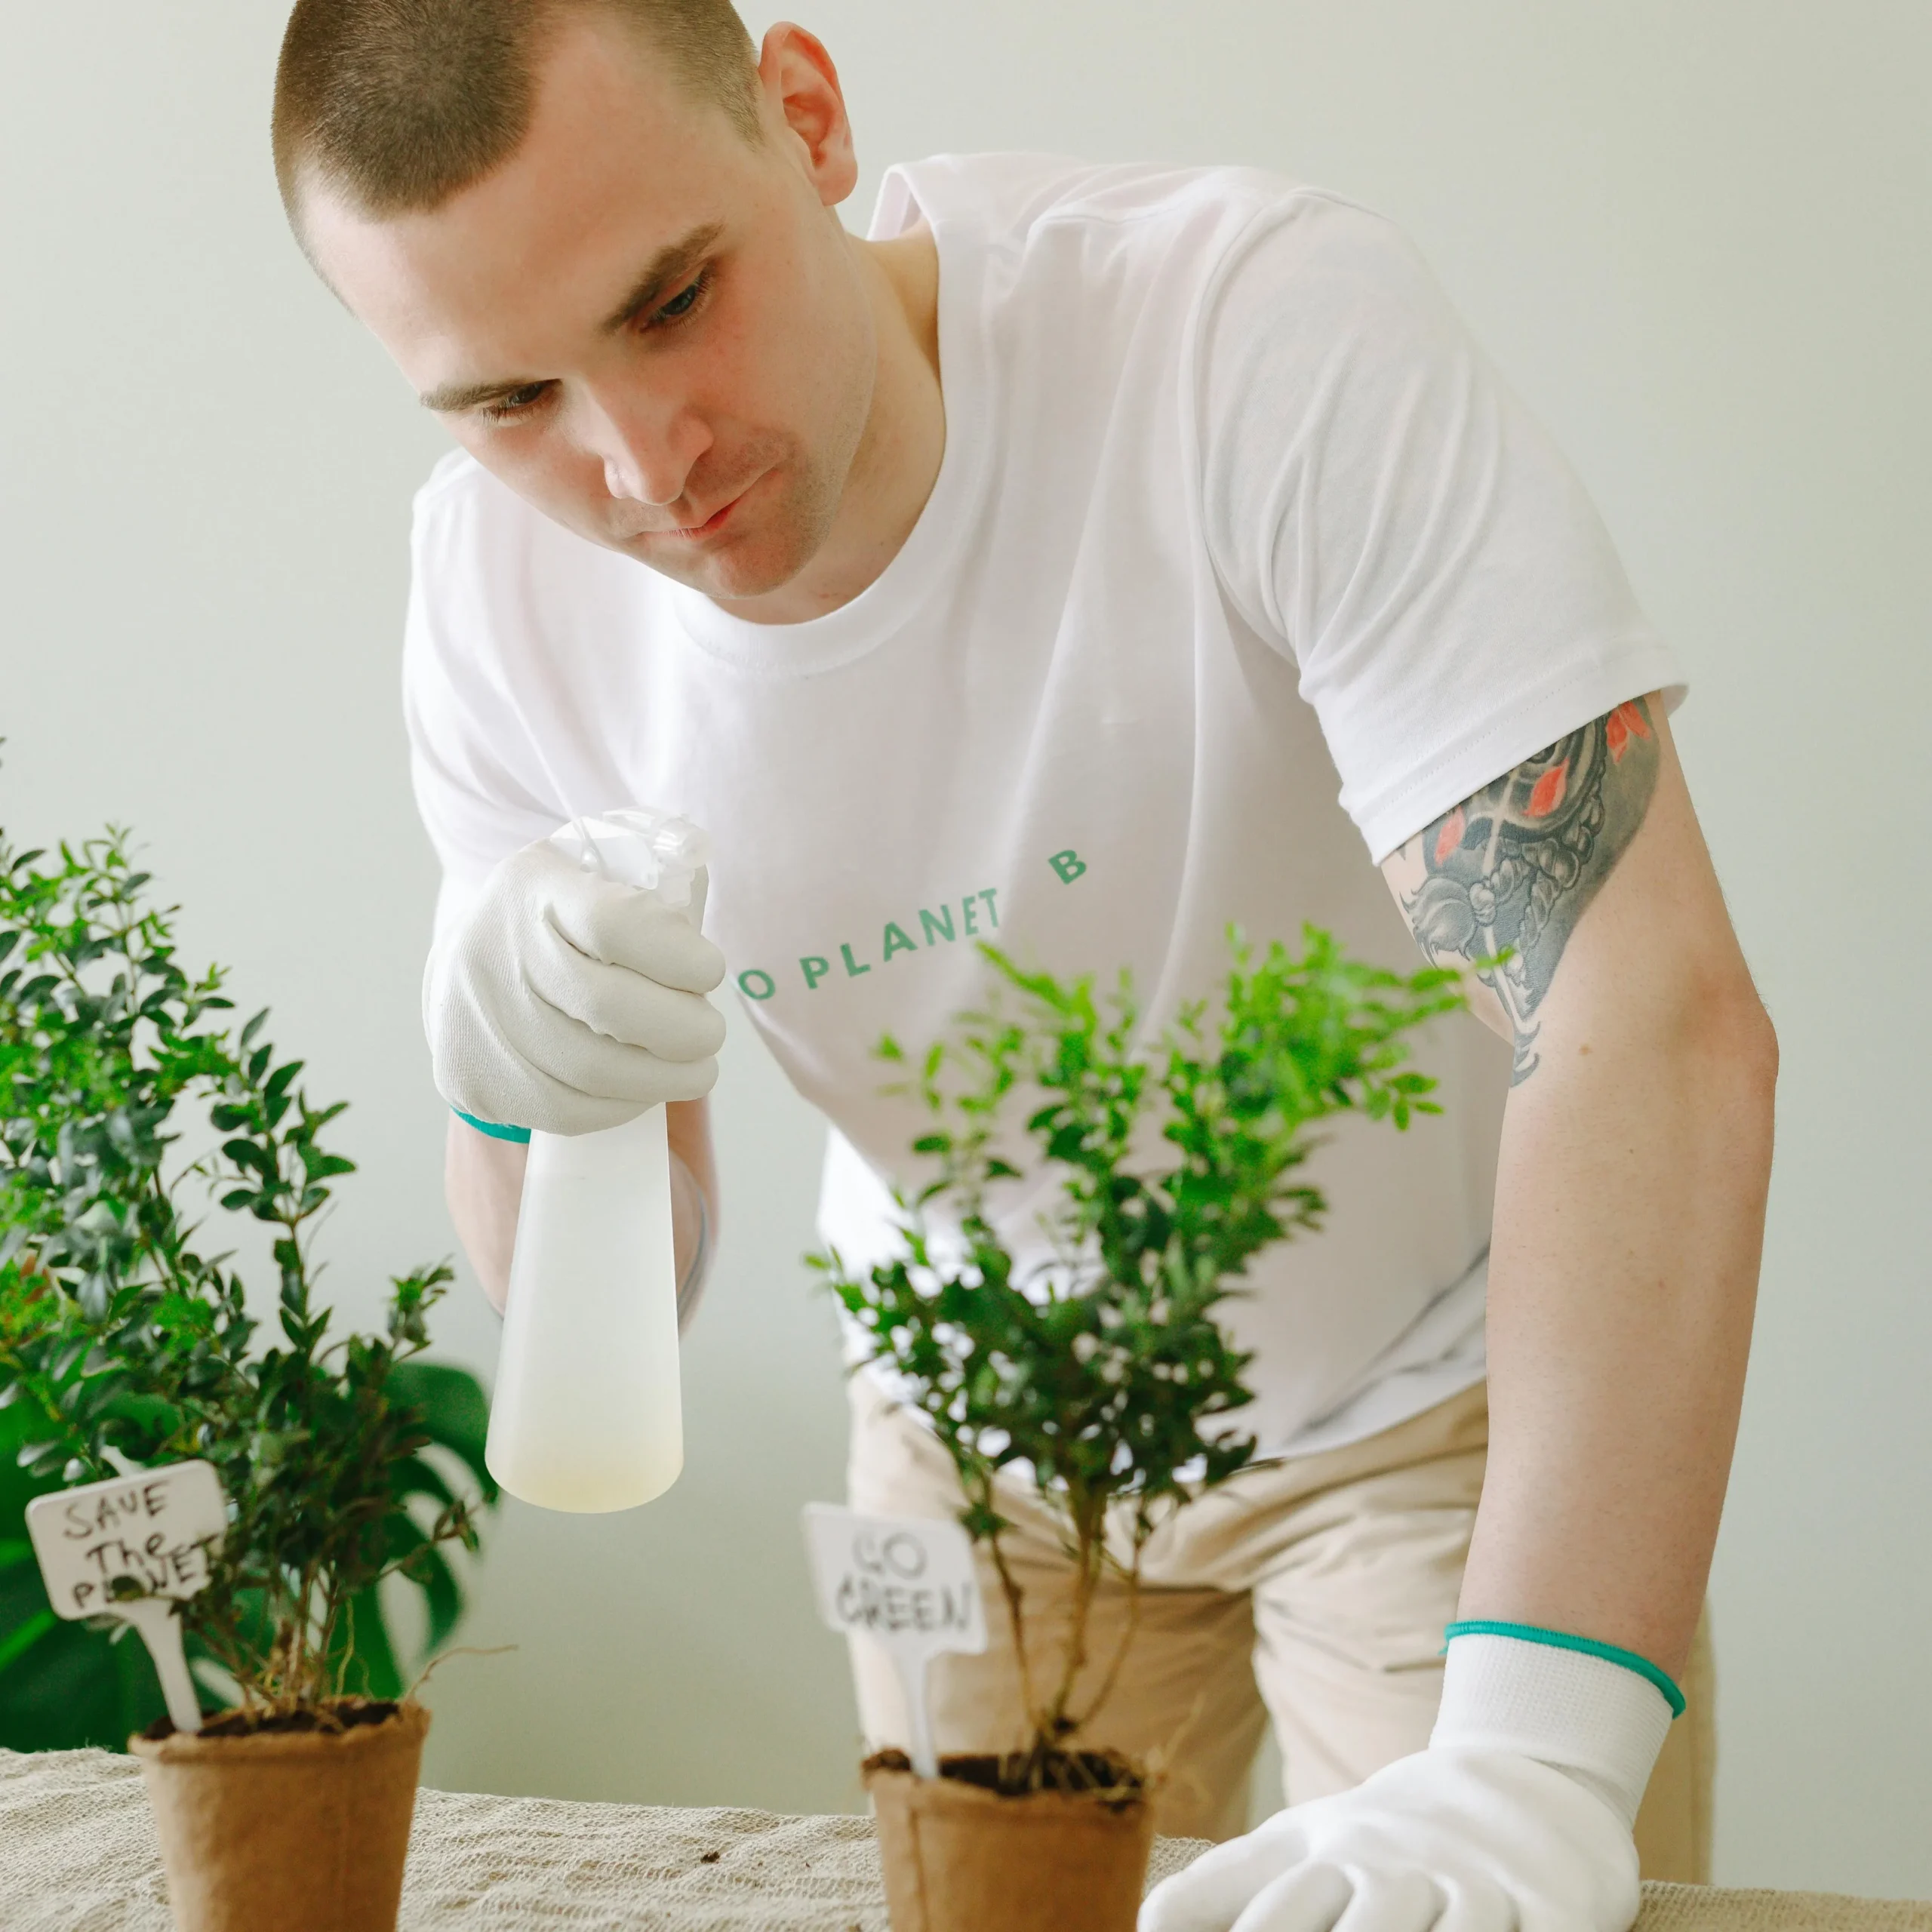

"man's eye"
[651, 270, 711, 327]
[481, 383, 551, 423]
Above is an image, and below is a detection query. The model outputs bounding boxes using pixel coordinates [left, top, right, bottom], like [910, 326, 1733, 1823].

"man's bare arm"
[1383, 696, 1776, 1675]
[445, 1096, 718, 1316]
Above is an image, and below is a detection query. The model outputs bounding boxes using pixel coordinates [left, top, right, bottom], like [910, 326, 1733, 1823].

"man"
[272, 2, 1776, 1924]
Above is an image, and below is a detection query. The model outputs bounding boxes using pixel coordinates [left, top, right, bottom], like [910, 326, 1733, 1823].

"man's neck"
[712, 224, 943, 626]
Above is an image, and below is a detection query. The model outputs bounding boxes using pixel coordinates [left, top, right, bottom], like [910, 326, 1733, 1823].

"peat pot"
[129, 1698, 429, 1932]
[866, 1749, 1155, 1932]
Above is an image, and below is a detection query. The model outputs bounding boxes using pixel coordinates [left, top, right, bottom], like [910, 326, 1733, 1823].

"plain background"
[3, 0, 1927, 1897]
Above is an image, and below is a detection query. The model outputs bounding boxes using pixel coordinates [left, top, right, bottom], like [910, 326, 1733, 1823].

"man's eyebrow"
[595, 221, 725, 334]
[419, 375, 537, 414]
[417, 223, 726, 415]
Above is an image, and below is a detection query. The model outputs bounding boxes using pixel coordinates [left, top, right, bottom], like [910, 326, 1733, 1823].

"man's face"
[301, 18, 875, 604]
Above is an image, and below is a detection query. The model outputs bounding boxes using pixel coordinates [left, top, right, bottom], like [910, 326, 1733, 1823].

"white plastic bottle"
[484, 808, 708, 1514]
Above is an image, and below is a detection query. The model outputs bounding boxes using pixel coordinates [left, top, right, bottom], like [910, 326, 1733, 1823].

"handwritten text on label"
[802, 1504, 987, 1654]
[26, 1460, 227, 1619]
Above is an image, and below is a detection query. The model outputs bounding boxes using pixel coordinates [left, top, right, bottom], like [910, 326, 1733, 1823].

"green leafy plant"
[0, 821, 496, 1735]
[817, 933, 1462, 1793]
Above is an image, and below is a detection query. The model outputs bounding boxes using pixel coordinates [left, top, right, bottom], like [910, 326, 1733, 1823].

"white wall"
[3, 0, 1927, 1896]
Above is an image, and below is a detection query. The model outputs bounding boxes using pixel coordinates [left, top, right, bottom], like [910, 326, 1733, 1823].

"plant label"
[802, 1503, 987, 1778]
[26, 1460, 226, 1735]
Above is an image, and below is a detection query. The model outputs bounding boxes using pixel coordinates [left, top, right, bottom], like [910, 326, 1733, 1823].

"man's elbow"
[1666, 959, 1780, 1143]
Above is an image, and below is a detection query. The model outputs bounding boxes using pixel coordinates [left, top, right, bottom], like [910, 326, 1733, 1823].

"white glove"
[1140, 1629, 1677, 1932]
[424, 835, 728, 1136]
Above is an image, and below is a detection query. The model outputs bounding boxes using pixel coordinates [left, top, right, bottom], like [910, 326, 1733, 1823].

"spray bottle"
[484, 807, 709, 1514]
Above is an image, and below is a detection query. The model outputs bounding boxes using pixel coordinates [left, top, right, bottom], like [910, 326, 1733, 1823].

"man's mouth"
[678, 499, 737, 537]
[642, 473, 761, 544]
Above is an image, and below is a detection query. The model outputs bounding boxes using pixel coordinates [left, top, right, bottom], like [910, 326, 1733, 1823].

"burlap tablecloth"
[3, 1746, 1927, 1932]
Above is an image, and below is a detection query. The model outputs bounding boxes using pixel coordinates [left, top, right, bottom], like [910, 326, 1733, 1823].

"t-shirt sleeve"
[402, 460, 567, 946]
[1197, 192, 1684, 864]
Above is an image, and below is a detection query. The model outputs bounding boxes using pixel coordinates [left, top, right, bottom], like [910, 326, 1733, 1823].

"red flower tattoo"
[1605, 700, 1652, 764]
[1525, 761, 1569, 817]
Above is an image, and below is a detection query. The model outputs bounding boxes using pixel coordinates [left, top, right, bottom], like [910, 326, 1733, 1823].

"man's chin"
[619, 534, 804, 605]
[608, 500, 827, 606]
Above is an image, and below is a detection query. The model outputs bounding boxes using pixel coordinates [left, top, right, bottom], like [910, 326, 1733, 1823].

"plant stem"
[1033, 1488, 1106, 1781]
[1072, 1543, 1145, 1737]
[984, 1524, 1039, 1743]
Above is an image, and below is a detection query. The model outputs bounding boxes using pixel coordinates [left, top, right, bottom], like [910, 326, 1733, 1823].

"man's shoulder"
[405, 449, 649, 666]
[884, 152, 1350, 263]
[888, 154, 1412, 351]
[408, 448, 607, 592]
[413, 445, 483, 509]
[411, 448, 539, 540]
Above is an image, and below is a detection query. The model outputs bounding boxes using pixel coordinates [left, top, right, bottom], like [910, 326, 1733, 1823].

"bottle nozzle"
[550, 808, 707, 910]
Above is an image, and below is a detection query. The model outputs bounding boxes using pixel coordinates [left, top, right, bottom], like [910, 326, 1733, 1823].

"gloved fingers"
[1230, 1860, 1353, 1932]
[1430, 1874, 1516, 1932]
[642, 1053, 718, 1104]
[528, 944, 726, 1061]
[528, 1054, 718, 1129]
[549, 1036, 718, 1107]
[518, 1086, 652, 1137]
[517, 998, 720, 1105]
[440, 1038, 718, 1134]
[1327, 1866, 1446, 1932]
[1140, 1830, 1308, 1932]
[548, 874, 728, 993]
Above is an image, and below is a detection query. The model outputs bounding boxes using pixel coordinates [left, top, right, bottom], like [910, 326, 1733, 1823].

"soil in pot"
[129, 1697, 429, 1932]
[865, 1747, 1156, 1932]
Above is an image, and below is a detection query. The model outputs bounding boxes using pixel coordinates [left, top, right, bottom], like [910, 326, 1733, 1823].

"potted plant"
[0, 820, 495, 1932]
[818, 932, 1462, 1932]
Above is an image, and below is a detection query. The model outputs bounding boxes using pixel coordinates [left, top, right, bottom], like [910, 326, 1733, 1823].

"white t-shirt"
[405, 155, 1684, 1457]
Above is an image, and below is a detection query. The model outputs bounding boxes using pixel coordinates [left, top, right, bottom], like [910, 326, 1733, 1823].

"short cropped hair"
[273, 0, 761, 220]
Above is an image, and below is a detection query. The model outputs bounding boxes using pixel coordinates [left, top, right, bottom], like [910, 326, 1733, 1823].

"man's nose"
[583, 392, 711, 510]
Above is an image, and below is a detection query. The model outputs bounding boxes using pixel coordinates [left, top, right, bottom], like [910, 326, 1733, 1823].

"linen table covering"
[3, 1747, 1925, 1932]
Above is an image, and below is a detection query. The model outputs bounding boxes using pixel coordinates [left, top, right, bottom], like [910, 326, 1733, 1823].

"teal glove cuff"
[1443, 1620, 1685, 1719]
[453, 1107, 532, 1146]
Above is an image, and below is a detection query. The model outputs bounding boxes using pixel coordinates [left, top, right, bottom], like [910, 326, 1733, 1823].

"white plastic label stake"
[802, 1503, 986, 1778]
[26, 1460, 226, 1735]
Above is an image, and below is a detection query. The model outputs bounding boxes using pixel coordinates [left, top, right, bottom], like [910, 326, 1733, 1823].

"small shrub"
[817, 933, 1461, 1792]
[0, 822, 494, 1727]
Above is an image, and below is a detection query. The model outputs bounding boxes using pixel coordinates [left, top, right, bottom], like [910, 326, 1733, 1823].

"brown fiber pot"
[866, 1752, 1155, 1932]
[129, 1699, 429, 1932]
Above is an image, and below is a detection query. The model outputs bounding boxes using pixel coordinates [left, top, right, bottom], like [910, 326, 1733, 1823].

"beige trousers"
[846, 1374, 1713, 1882]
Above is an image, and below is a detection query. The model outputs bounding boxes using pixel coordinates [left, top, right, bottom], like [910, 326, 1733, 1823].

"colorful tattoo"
[1400, 698, 1660, 1083]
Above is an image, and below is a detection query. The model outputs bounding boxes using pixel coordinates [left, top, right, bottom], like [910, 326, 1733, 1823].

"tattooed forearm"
[1395, 697, 1660, 1084]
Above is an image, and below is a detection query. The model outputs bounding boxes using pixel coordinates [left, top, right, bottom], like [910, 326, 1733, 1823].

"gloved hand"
[424, 835, 728, 1136]
[1140, 1628, 1677, 1932]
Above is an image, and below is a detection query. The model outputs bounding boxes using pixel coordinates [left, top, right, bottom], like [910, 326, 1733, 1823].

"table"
[4, 1746, 1927, 1931]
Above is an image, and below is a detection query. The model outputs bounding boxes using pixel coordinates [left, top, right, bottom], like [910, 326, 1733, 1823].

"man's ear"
[757, 22, 857, 207]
